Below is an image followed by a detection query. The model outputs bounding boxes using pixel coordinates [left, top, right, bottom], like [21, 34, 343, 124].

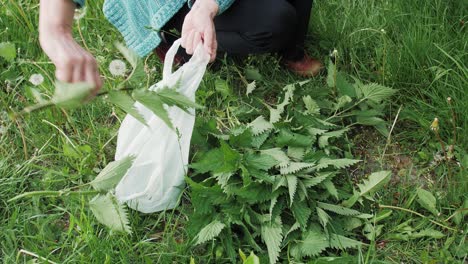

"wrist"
[193, 0, 219, 18]
[39, 25, 73, 46]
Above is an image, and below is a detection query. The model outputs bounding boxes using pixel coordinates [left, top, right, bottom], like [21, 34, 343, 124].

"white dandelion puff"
[109, 60, 127, 76]
[74, 6, 87, 20]
[29, 73, 44, 86]
[380, 29, 386, 34]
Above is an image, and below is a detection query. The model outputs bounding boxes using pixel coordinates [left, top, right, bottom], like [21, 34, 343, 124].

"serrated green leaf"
[322, 179, 338, 200]
[326, 60, 337, 88]
[261, 148, 290, 168]
[246, 81, 256, 96]
[333, 95, 352, 111]
[0, 42, 16, 61]
[280, 162, 316, 175]
[286, 175, 298, 204]
[316, 207, 331, 228]
[317, 201, 361, 216]
[245, 67, 263, 81]
[157, 87, 203, 111]
[287, 147, 306, 160]
[108, 91, 147, 125]
[416, 188, 439, 216]
[244, 153, 278, 171]
[195, 220, 226, 245]
[410, 228, 445, 239]
[302, 172, 331, 188]
[261, 218, 283, 264]
[316, 158, 361, 170]
[250, 132, 270, 149]
[359, 83, 396, 103]
[90, 156, 135, 191]
[115, 42, 146, 86]
[357, 171, 391, 196]
[248, 116, 274, 135]
[303, 95, 320, 115]
[291, 201, 312, 229]
[89, 193, 131, 233]
[269, 83, 296, 123]
[132, 89, 173, 130]
[297, 228, 328, 257]
[52, 81, 94, 108]
[329, 234, 363, 250]
[318, 128, 349, 148]
[276, 129, 313, 148]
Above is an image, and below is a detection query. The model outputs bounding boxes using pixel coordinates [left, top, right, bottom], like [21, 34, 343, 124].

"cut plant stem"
[379, 204, 457, 232]
[8, 190, 102, 202]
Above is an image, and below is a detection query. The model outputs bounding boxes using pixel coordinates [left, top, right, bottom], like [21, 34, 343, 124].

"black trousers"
[161, 0, 313, 61]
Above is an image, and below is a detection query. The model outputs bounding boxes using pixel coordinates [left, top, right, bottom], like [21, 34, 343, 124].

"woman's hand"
[39, 0, 102, 92]
[181, 0, 219, 62]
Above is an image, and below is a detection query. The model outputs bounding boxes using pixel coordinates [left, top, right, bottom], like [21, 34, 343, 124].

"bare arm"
[39, 0, 102, 90]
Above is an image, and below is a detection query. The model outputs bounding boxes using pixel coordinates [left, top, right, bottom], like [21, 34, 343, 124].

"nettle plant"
[186, 62, 396, 262]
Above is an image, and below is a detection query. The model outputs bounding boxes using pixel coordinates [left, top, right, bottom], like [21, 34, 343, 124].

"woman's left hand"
[181, 0, 219, 62]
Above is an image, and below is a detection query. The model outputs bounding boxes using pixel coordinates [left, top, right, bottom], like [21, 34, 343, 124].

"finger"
[84, 56, 101, 94]
[203, 27, 214, 55]
[55, 65, 73, 83]
[210, 39, 218, 62]
[72, 58, 85, 83]
[193, 31, 202, 53]
[185, 31, 195, 54]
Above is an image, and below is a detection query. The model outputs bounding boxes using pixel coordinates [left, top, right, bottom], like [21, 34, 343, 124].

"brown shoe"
[284, 54, 324, 77]
[154, 42, 185, 65]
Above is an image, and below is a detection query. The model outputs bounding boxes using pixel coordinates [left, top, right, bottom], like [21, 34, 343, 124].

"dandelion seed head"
[109, 59, 127, 76]
[331, 49, 338, 57]
[74, 6, 87, 20]
[447, 97, 452, 102]
[380, 29, 386, 34]
[29, 73, 44, 86]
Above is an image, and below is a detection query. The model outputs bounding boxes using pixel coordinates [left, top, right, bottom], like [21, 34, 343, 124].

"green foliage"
[52, 81, 95, 108]
[416, 188, 439, 216]
[195, 220, 226, 245]
[0, 42, 16, 61]
[187, 65, 395, 262]
[90, 156, 135, 191]
[107, 91, 146, 125]
[89, 192, 131, 234]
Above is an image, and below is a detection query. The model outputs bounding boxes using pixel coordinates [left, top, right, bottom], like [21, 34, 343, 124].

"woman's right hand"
[39, 0, 102, 92]
[40, 29, 102, 91]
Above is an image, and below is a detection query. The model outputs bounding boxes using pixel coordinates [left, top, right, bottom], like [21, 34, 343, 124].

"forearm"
[39, 0, 75, 42]
[191, 0, 219, 18]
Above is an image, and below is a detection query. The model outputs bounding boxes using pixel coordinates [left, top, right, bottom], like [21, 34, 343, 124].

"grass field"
[0, 0, 466, 263]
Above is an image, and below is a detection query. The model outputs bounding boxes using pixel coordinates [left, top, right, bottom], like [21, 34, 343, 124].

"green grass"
[1, 0, 466, 263]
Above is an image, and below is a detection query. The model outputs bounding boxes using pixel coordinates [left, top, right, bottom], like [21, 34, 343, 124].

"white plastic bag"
[114, 39, 210, 213]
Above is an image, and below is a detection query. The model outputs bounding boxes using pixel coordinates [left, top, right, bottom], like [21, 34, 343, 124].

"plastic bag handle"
[163, 39, 182, 79]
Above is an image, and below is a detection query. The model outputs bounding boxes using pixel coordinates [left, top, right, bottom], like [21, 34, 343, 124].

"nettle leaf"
[244, 251, 261, 264]
[416, 188, 439, 216]
[307, 127, 327, 136]
[291, 201, 312, 229]
[326, 60, 337, 88]
[316, 158, 361, 170]
[287, 147, 306, 160]
[316, 207, 331, 228]
[357, 170, 391, 196]
[107, 91, 147, 125]
[248, 116, 274, 135]
[302, 172, 331, 188]
[157, 87, 203, 111]
[261, 217, 283, 264]
[251, 132, 270, 149]
[317, 201, 361, 216]
[89, 193, 131, 233]
[244, 153, 278, 171]
[410, 228, 445, 239]
[333, 95, 352, 111]
[132, 89, 173, 130]
[269, 82, 298, 123]
[318, 128, 349, 148]
[322, 179, 339, 200]
[359, 83, 396, 103]
[261, 148, 290, 168]
[195, 220, 226, 245]
[329, 234, 363, 250]
[280, 162, 315, 175]
[297, 228, 329, 257]
[0, 42, 16, 61]
[303, 95, 320, 115]
[246, 81, 256, 96]
[52, 81, 94, 108]
[90, 156, 135, 191]
[286, 175, 298, 204]
[276, 130, 313, 148]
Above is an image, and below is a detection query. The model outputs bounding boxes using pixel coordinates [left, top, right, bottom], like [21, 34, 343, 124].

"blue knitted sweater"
[73, 0, 234, 57]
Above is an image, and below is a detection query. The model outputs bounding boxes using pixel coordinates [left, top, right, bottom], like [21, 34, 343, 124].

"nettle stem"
[379, 204, 457, 232]
[8, 189, 102, 203]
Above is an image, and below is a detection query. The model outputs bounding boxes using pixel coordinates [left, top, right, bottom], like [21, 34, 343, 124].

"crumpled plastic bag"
[114, 39, 210, 213]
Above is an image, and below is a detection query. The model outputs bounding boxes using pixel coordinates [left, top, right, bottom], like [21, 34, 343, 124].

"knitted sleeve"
[214, 0, 235, 14]
[187, 0, 235, 14]
[73, 0, 85, 8]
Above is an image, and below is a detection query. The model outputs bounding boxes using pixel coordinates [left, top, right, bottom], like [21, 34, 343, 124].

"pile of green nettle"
[10, 44, 398, 262]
